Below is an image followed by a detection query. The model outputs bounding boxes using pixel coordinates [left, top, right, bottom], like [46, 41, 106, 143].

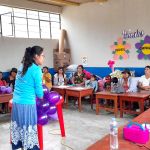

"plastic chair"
[9, 96, 66, 150]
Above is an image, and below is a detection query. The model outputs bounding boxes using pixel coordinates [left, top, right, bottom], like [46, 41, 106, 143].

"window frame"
[0, 5, 61, 39]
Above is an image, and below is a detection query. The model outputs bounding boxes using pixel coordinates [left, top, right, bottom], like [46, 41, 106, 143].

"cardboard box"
[53, 49, 71, 71]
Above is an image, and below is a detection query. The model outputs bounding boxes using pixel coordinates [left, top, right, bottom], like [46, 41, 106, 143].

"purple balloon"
[38, 100, 50, 113]
[47, 91, 60, 105]
[38, 114, 49, 125]
[5, 87, 12, 94]
[42, 85, 49, 94]
[0, 86, 7, 94]
[49, 112, 58, 121]
[47, 106, 57, 117]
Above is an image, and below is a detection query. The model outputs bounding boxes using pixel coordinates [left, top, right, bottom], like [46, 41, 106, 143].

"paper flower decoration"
[135, 35, 150, 60]
[111, 38, 131, 60]
[107, 60, 115, 72]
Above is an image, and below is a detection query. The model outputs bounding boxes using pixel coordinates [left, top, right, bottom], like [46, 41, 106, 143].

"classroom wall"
[0, 0, 62, 72]
[0, 37, 58, 72]
[61, 0, 150, 68]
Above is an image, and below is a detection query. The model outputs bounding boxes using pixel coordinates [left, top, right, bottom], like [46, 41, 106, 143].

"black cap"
[122, 69, 131, 76]
[11, 68, 17, 73]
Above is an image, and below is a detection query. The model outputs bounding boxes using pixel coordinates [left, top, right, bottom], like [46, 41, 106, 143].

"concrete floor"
[0, 103, 134, 150]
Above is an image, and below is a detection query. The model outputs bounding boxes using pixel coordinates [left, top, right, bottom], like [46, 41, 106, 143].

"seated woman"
[54, 67, 67, 86]
[6, 68, 17, 90]
[0, 71, 7, 113]
[42, 66, 52, 90]
[119, 69, 132, 92]
[72, 65, 86, 86]
[138, 66, 150, 109]
[0, 71, 6, 86]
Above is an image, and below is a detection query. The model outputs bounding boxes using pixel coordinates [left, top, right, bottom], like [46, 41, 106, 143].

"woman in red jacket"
[0, 71, 7, 113]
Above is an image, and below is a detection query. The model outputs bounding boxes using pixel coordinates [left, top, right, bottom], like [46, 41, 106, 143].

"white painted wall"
[0, 0, 61, 72]
[61, 0, 150, 67]
[0, 37, 58, 71]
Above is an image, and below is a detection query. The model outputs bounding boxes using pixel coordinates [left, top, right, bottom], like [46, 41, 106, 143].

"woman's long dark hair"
[22, 46, 43, 76]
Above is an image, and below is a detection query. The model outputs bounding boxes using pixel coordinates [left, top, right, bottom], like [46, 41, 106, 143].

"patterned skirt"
[10, 103, 40, 150]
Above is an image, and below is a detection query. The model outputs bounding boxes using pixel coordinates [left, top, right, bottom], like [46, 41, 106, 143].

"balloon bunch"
[0, 86, 12, 94]
[36, 85, 60, 126]
[107, 60, 115, 72]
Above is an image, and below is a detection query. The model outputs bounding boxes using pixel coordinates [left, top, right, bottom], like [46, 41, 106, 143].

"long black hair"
[22, 46, 43, 76]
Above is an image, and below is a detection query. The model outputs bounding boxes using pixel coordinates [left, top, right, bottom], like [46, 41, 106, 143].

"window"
[0, 5, 61, 39]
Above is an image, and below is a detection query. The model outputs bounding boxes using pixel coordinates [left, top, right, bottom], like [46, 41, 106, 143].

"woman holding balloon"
[10, 46, 44, 150]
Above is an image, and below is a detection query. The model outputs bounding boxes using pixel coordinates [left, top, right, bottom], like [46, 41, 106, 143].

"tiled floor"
[0, 104, 134, 150]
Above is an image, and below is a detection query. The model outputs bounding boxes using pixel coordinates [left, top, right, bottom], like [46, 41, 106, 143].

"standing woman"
[11, 46, 44, 150]
[54, 67, 67, 86]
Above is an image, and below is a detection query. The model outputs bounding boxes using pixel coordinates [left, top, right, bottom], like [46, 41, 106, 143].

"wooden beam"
[28, 0, 80, 6]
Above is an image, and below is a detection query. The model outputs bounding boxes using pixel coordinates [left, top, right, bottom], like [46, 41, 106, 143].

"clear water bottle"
[110, 118, 118, 150]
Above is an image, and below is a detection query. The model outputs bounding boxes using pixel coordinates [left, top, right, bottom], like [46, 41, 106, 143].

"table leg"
[96, 98, 99, 115]
[114, 99, 118, 118]
[65, 94, 68, 109]
[90, 94, 93, 109]
[78, 96, 82, 112]
[140, 99, 144, 113]
[120, 99, 123, 118]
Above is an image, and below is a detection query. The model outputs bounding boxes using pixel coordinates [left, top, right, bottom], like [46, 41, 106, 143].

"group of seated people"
[43, 65, 99, 92]
[0, 65, 150, 113]
[0, 68, 17, 113]
[43, 65, 150, 110]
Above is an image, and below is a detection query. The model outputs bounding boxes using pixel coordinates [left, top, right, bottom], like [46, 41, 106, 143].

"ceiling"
[28, 0, 108, 7]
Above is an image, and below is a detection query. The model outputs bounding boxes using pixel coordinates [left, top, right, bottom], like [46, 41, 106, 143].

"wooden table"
[87, 108, 150, 150]
[95, 91, 119, 118]
[119, 92, 150, 118]
[52, 85, 70, 100]
[0, 93, 13, 112]
[65, 87, 93, 112]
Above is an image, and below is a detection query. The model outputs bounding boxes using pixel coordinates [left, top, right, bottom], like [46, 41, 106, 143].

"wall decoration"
[82, 56, 88, 66]
[111, 38, 131, 60]
[122, 29, 144, 39]
[135, 35, 150, 60]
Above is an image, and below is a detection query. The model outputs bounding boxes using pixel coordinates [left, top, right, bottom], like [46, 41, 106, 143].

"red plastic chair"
[9, 96, 66, 150]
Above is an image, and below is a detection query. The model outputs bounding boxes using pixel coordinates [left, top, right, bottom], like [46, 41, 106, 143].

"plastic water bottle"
[110, 118, 118, 150]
